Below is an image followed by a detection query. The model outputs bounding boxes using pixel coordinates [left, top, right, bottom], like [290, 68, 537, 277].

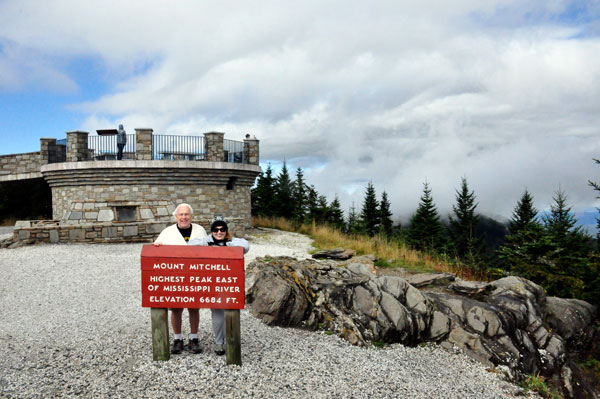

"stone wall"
[0, 152, 42, 176]
[50, 185, 250, 236]
[40, 138, 66, 164]
[3, 131, 260, 244]
[11, 220, 169, 244]
[41, 160, 260, 237]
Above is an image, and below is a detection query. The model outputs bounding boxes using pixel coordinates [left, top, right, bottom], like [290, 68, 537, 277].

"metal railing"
[153, 135, 205, 160]
[224, 139, 245, 163]
[88, 134, 136, 160]
[84, 133, 246, 163]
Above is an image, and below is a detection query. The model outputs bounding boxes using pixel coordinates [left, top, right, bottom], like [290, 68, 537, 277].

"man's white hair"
[173, 203, 194, 217]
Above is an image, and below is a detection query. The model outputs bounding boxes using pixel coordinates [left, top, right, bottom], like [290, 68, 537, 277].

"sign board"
[141, 244, 244, 309]
[96, 129, 118, 136]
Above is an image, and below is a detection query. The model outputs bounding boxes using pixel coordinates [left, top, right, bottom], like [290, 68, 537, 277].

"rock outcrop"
[312, 248, 356, 260]
[245, 256, 599, 399]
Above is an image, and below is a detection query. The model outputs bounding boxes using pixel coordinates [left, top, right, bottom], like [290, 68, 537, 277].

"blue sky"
[1, 0, 599, 226]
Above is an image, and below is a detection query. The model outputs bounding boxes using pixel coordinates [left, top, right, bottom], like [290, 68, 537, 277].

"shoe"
[215, 344, 225, 356]
[171, 339, 183, 354]
[188, 338, 202, 354]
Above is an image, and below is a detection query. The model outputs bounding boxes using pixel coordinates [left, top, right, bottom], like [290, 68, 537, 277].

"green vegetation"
[406, 181, 446, 253]
[253, 216, 479, 278]
[519, 374, 561, 399]
[579, 358, 600, 373]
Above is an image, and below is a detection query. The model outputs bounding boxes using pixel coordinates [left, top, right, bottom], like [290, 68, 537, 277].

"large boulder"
[245, 257, 598, 399]
[245, 256, 433, 346]
[544, 296, 597, 352]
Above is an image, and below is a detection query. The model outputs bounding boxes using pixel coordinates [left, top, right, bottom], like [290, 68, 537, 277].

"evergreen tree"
[291, 167, 307, 222]
[360, 182, 379, 236]
[316, 195, 329, 223]
[499, 189, 591, 299]
[346, 202, 361, 235]
[590, 158, 600, 249]
[328, 195, 345, 231]
[274, 161, 294, 218]
[448, 177, 483, 266]
[406, 182, 445, 252]
[251, 163, 275, 216]
[497, 189, 543, 270]
[542, 189, 590, 257]
[379, 191, 393, 236]
[306, 185, 319, 222]
[508, 189, 538, 235]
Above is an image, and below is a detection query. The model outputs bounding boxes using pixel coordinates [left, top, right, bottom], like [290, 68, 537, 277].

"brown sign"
[140, 245, 244, 309]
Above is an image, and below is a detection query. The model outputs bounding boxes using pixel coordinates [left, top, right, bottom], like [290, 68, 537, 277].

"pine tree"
[328, 195, 345, 231]
[306, 185, 319, 222]
[292, 167, 307, 222]
[379, 191, 393, 236]
[407, 182, 445, 252]
[274, 161, 294, 218]
[542, 189, 590, 256]
[500, 189, 591, 299]
[251, 163, 275, 217]
[347, 202, 361, 235]
[508, 189, 538, 235]
[589, 158, 600, 250]
[317, 195, 329, 223]
[498, 189, 543, 270]
[360, 182, 379, 236]
[448, 177, 483, 265]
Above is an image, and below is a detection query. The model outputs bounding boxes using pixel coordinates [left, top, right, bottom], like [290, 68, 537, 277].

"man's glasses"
[212, 227, 227, 232]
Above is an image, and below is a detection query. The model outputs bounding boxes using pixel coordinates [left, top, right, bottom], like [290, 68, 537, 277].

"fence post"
[243, 137, 259, 165]
[136, 128, 153, 160]
[151, 308, 170, 361]
[225, 309, 242, 365]
[66, 131, 89, 162]
[204, 132, 225, 162]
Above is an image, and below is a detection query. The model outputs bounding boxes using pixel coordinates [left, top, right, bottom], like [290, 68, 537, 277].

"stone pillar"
[66, 131, 89, 162]
[204, 132, 225, 162]
[243, 137, 259, 165]
[136, 128, 153, 160]
[40, 138, 56, 164]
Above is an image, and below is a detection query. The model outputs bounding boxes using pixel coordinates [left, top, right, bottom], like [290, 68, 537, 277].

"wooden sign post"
[140, 245, 245, 364]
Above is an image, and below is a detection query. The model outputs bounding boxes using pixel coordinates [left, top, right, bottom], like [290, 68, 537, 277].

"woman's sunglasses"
[212, 227, 227, 232]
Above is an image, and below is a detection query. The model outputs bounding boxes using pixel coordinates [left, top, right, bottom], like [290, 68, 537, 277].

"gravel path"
[0, 228, 535, 398]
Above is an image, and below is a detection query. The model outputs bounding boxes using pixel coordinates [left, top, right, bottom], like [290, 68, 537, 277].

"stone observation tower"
[0, 129, 260, 244]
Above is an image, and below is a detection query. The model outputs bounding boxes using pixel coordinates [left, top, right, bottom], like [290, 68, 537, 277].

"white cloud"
[1, 0, 599, 222]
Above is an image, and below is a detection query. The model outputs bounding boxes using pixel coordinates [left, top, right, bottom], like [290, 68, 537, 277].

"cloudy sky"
[1, 0, 599, 225]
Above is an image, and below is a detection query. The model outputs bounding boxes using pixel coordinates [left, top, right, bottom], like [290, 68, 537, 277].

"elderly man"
[154, 203, 207, 354]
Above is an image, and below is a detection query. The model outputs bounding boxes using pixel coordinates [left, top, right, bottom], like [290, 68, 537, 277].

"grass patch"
[519, 375, 561, 399]
[0, 217, 17, 226]
[579, 358, 600, 373]
[253, 216, 489, 280]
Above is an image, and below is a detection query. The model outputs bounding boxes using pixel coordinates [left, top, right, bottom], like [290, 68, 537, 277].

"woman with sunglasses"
[189, 218, 248, 355]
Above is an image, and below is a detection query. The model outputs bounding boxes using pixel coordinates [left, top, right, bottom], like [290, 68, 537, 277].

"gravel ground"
[0, 228, 536, 398]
